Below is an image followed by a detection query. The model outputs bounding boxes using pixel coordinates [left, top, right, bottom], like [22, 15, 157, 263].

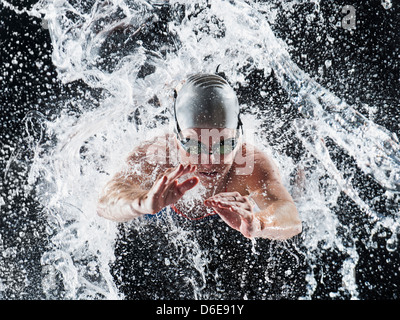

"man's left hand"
[204, 192, 260, 238]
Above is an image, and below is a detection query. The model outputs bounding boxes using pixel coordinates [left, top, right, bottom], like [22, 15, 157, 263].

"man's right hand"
[140, 164, 199, 214]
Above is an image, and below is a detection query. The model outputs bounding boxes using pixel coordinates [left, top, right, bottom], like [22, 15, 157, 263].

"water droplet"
[381, 0, 392, 9]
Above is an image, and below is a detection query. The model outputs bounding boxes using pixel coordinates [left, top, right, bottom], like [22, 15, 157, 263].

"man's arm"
[204, 146, 302, 240]
[97, 147, 159, 222]
[246, 149, 302, 240]
[97, 136, 199, 222]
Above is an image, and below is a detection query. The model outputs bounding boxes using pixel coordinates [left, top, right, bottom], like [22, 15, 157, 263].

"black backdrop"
[0, 0, 399, 300]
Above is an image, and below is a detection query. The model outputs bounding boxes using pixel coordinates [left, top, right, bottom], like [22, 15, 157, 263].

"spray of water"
[2, 0, 399, 299]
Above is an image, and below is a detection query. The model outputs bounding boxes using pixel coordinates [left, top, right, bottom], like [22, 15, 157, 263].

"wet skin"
[97, 128, 302, 240]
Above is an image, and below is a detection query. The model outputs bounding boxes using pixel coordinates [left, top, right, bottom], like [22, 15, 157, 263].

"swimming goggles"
[178, 136, 239, 155]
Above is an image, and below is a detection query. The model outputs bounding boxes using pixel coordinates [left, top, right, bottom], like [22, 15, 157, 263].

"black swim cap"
[174, 74, 241, 131]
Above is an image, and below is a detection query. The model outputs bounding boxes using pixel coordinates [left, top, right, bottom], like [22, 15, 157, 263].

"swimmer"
[97, 74, 302, 240]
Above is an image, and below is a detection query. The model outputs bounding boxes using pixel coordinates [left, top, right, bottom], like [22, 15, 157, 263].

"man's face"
[176, 128, 241, 182]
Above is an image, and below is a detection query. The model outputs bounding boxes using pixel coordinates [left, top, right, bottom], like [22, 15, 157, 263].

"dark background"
[0, 0, 399, 299]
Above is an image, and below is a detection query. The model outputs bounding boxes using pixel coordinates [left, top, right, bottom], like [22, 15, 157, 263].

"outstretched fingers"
[167, 164, 196, 183]
[176, 176, 199, 195]
[154, 164, 198, 205]
[204, 192, 256, 237]
[151, 175, 168, 199]
[144, 164, 198, 214]
[154, 165, 194, 194]
[205, 193, 252, 214]
[212, 203, 242, 228]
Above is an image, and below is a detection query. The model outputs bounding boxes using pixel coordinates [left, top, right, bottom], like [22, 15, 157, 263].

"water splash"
[2, 0, 399, 299]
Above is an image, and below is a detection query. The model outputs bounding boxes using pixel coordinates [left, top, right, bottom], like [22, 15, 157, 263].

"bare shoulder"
[230, 142, 282, 193]
[235, 142, 281, 180]
[124, 133, 175, 182]
[252, 145, 281, 180]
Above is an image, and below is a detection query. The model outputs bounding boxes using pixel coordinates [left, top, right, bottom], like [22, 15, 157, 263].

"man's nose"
[200, 152, 221, 165]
